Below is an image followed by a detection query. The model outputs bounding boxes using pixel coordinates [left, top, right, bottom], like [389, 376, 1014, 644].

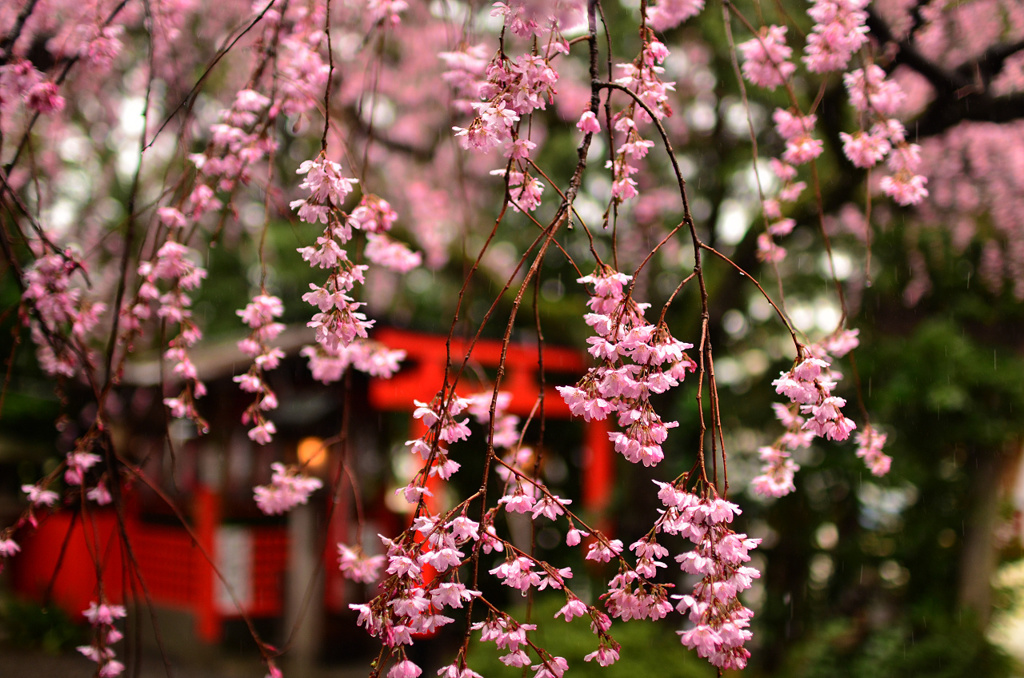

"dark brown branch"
[866, 8, 1024, 139]
[962, 38, 1024, 86]
[915, 91, 1024, 138]
[0, 0, 41, 64]
[865, 9, 964, 94]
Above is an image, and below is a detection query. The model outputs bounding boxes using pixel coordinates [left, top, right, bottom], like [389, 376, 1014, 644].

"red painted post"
[583, 417, 614, 517]
[193, 485, 222, 643]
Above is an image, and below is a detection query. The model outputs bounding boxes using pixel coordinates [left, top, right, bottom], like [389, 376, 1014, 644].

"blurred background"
[3, 0, 1024, 676]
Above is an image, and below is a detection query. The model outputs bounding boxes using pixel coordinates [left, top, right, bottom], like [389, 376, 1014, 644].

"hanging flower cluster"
[738, 25, 797, 90]
[136, 229, 209, 431]
[293, 154, 411, 384]
[558, 265, 696, 467]
[773, 356, 856, 440]
[658, 485, 761, 671]
[855, 425, 892, 477]
[753, 329, 881, 497]
[21, 250, 105, 378]
[737, 2, 927, 266]
[78, 600, 127, 677]
[234, 294, 286, 444]
[750, 402, 810, 497]
[448, 8, 573, 217]
[349, 517, 482, 648]
[606, 36, 675, 205]
[802, 0, 870, 73]
[253, 462, 324, 515]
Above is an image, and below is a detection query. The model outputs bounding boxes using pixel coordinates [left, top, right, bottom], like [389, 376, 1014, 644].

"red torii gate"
[324, 328, 614, 614]
[367, 327, 614, 515]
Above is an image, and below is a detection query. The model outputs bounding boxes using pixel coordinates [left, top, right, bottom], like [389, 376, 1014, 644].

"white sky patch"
[430, 0, 470, 23]
[45, 199, 77, 236]
[714, 356, 743, 385]
[676, 153, 697, 181]
[743, 158, 779, 198]
[724, 99, 754, 138]
[686, 100, 717, 133]
[58, 134, 89, 164]
[748, 294, 773, 322]
[117, 143, 141, 181]
[587, 135, 606, 162]
[716, 198, 750, 245]
[359, 93, 396, 129]
[115, 96, 148, 181]
[334, 31, 362, 61]
[815, 303, 841, 332]
[585, 173, 612, 204]
[788, 297, 842, 333]
[573, 194, 605, 230]
[119, 96, 148, 138]
[789, 303, 815, 332]
[821, 250, 853, 280]
[479, 4, 504, 32]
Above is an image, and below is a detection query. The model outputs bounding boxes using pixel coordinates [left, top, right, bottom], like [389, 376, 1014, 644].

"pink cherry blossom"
[583, 645, 620, 667]
[576, 111, 601, 134]
[646, 0, 705, 31]
[739, 25, 796, 90]
[388, 660, 422, 678]
[841, 130, 892, 168]
[84, 601, 128, 626]
[22, 484, 59, 507]
[25, 81, 65, 113]
[253, 463, 323, 515]
[803, 0, 869, 73]
[856, 427, 892, 476]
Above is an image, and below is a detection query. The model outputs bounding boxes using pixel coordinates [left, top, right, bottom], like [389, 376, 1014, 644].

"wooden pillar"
[285, 502, 323, 672]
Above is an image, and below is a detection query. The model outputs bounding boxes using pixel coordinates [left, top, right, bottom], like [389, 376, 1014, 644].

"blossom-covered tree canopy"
[3, 0, 1024, 676]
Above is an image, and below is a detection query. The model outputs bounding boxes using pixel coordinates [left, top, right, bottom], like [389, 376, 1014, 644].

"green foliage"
[1, 596, 87, 654]
[467, 594, 715, 678]
[866, 318, 1024, 450]
[781, 612, 1015, 678]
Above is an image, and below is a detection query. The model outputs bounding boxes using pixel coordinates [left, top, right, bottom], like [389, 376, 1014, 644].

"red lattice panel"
[245, 527, 288, 617]
[130, 523, 201, 608]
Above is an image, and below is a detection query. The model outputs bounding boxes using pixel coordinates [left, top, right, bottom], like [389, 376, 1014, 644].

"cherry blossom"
[576, 111, 601, 134]
[254, 463, 324, 515]
[739, 26, 797, 90]
[0, 538, 21, 557]
[803, 0, 870, 73]
[856, 426, 892, 477]
[646, 0, 706, 32]
[22, 484, 60, 507]
[78, 600, 127, 677]
[234, 293, 286, 443]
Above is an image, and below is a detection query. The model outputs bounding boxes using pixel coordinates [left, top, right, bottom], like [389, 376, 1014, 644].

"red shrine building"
[10, 327, 613, 645]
